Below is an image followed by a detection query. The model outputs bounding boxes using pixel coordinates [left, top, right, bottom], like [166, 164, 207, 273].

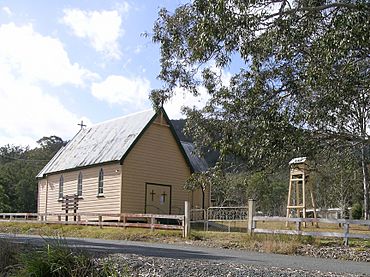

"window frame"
[77, 172, 83, 197]
[59, 175, 64, 200]
[97, 168, 104, 196]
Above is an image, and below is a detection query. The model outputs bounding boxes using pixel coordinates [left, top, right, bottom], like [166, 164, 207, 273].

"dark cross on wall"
[78, 120, 86, 130]
[161, 192, 167, 202]
[150, 190, 156, 201]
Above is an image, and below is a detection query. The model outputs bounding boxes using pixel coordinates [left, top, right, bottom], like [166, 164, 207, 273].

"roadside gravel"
[171, 240, 370, 263]
[297, 245, 370, 262]
[100, 254, 369, 277]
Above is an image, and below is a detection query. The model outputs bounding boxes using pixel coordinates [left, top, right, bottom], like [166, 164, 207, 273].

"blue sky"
[0, 0, 221, 147]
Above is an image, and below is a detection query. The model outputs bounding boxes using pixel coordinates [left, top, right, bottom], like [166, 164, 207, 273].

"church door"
[145, 183, 171, 214]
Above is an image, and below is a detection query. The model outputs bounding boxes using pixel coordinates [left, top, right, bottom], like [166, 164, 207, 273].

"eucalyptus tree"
[0, 136, 66, 212]
[151, 0, 370, 217]
[313, 148, 363, 217]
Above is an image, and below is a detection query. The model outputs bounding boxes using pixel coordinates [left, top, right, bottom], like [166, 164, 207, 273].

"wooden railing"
[251, 216, 370, 246]
[241, 199, 370, 245]
[0, 212, 187, 237]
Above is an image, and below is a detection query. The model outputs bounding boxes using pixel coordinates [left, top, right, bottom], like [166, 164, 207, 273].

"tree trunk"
[361, 144, 370, 220]
[201, 188, 205, 210]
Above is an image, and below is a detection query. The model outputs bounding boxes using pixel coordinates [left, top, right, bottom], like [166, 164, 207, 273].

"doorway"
[145, 183, 171, 214]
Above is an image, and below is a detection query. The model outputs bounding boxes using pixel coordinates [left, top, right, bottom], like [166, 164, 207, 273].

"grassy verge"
[0, 222, 369, 256]
[0, 222, 182, 242]
[190, 230, 316, 254]
[0, 237, 128, 277]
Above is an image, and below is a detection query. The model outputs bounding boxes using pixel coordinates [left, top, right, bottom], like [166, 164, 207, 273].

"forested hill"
[0, 136, 66, 213]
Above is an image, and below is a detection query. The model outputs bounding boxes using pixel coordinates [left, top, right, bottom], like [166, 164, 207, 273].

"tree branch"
[266, 2, 369, 20]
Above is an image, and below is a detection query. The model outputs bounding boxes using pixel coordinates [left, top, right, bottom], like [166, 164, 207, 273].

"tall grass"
[0, 236, 127, 277]
[0, 238, 21, 276]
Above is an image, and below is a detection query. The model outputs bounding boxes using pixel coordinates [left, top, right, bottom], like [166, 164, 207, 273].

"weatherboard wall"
[38, 163, 121, 220]
[37, 179, 47, 214]
[121, 114, 206, 214]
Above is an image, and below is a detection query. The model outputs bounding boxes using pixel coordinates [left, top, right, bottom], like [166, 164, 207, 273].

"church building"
[36, 108, 209, 218]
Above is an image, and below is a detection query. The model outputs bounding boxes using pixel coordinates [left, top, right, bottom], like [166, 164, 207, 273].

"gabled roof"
[37, 108, 206, 178]
[37, 109, 156, 178]
[181, 141, 208, 173]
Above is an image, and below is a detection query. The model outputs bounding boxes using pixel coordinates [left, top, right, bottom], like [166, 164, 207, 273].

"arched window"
[98, 168, 104, 195]
[77, 172, 83, 196]
[59, 175, 64, 199]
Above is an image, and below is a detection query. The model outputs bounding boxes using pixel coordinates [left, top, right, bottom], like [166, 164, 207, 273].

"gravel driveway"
[103, 254, 369, 277]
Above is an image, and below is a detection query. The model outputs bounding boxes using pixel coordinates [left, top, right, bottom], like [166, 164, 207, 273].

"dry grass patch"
[190, 231, 314, 255]
[0, 222, 183, 242]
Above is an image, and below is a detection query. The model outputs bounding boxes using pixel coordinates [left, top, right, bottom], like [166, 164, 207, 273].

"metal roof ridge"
[88, 108, 154, 128]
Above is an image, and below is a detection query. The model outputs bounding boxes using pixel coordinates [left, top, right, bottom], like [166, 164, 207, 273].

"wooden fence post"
[184, 201, 190, 238]
[296, 220, 302, 232]
[150, 215, 155, 232]
[203, 209, 207, 232]
[98, 215, 102, 229]
[122, 215, 126, 229]
[205, 208, 209, 232]
[343, 223, 349, 246]
[248, 199, 255, 234]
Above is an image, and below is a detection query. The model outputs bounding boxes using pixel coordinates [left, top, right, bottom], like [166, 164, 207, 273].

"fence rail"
[251, 214, 370, 245]
[189, 200, 370, 246]
[2, 201, 370, 245]
[0, 212, 186, 236]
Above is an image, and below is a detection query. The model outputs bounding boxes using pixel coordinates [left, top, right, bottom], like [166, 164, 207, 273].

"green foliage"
[203, 167, 287, 215]
[152, 0, 370, 216]
[244, 170, 288, 215]
[352, 203, 363, 220]
[0, 238, 21, 276]
[0, 136, 66, 212]
[314, 148, 362, 214]
[211, 172, 248, 206]
[0, 184, 10, 212]
[16, 239, 122, 277]
[185, 169, 222, 208]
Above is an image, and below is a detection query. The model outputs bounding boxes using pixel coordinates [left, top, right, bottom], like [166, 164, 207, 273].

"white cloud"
[91, 75, 151, 109]
[2, 6, 12, 16]
[134, 45, 143, 54]
[164, 86, 210, 119]
[0, 67, 87, 147]
[62, 8, 125, 59]
[115, 2, 130, 14]
[0, 23, 93, 147]
[0, 23, 94, 86]
[165, 64, 232, 119]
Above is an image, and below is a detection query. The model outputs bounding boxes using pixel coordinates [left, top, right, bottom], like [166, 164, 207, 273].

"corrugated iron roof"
[181, 141, 208, 173]
[37, 108, 209, 178]
[37, 109, 156, 178]
[289, 157, 308, 165]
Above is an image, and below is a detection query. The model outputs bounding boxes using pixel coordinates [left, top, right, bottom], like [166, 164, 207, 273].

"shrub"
[352, 203, 363, 220]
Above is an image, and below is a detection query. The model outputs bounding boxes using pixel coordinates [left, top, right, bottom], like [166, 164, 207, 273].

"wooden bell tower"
[286, 157, 317, 226]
